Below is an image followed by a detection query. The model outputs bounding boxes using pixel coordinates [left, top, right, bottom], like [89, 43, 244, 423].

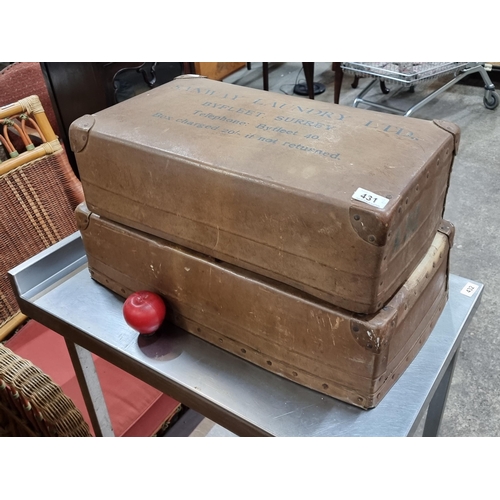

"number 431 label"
[352, 188, 390, 209]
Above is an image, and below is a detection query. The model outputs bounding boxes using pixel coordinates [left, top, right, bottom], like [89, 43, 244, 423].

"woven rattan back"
[0, 95, 84, 339]
[0, 343, 91, 436]
[0, 152, 80, 330]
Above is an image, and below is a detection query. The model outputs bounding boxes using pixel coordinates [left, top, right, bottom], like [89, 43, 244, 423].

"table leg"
[422, 350, 459, 437]
[65, 340, 115, 437]
[263, 62, 269, 91]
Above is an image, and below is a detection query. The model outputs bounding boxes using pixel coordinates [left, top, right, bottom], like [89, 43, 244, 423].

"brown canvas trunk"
[76, 203, 454, 409]
[69, 77, 460, 314]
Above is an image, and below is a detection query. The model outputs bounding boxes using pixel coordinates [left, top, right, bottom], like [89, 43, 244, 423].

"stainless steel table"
[9, 233, 483, 437]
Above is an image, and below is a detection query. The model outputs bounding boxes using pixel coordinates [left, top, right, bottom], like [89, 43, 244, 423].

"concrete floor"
[187, 62, 500, 437]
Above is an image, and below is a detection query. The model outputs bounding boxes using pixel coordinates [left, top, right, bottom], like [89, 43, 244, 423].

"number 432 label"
[352, 188, 390, 209]
[460, 282, 479, 297]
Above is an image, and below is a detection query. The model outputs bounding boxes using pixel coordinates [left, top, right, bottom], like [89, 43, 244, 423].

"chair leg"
[262, 62, 269, 91]
[333, 62, 343, 104]
[302, 62, 315, 99]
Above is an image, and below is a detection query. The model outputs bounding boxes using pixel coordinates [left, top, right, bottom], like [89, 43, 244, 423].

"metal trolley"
[340, 62, 499, 116]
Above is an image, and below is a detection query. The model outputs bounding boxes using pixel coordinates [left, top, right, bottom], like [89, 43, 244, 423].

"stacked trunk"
[70, 77, 459, 409]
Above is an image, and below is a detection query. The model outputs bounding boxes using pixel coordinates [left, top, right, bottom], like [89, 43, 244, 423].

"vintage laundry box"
[76, 202, 454, 409]
[70, 77, 460, 313]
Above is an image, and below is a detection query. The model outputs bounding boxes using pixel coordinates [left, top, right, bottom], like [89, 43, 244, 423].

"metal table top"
[9, 233, 483, 437]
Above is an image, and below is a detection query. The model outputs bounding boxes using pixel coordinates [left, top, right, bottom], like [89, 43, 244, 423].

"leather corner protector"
[438, 219, 455, 248]
[74, 202, 92, 231]
[69, 114, 96, 153]
[349, 206, 389, 246]
[350, 320, 384, 354]
[433, 119, 461, 155]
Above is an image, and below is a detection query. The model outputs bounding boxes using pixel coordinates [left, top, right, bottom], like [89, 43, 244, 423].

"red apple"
[123, 291, 166, 335]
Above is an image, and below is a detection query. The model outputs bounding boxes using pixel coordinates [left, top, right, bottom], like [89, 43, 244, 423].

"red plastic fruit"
[123, 291, 166, 335]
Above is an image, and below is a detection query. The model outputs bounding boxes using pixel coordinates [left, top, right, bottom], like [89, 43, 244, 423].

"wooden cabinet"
[190, 62, 246, 81]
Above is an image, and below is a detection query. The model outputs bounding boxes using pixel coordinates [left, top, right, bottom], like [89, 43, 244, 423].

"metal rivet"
[241, 348, 246, 354]
[368, 235, 376, 242]
[267, 360, 272, 366]
[354, 214, 360, 221]
[322, 383, 329, 389]
[353, 325, 360, 333]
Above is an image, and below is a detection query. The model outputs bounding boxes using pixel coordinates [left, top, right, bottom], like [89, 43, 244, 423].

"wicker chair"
[0, 68, 84, 340]
[0, 66, 183, 436]
[2, 322, 183, 437]
[0, 343, 92, 437]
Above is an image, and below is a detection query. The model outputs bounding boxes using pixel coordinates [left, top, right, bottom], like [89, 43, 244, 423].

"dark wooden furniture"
[262, 62, 316, 99]
[263, 63, 344, 104]
[41, 63, 184, 175]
